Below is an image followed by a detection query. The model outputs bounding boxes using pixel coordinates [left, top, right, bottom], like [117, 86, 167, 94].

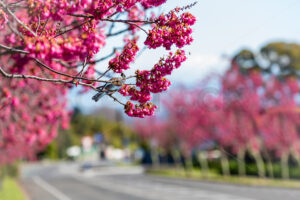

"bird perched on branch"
[92, 73, 125, 102]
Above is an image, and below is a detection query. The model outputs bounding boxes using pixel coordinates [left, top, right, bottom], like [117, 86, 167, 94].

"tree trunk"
[237, 148, 246, 176]
[280, 152, 289, 180]
[253, 152, 265, 178]
[262, 150, 274, 178]
[198, 152, 209, 178]
[183, 154, 193, 177]
[267, 159, 274, 179]
[171, 149, 182, 169]
[295, 157, 300, 177]
[291, 153, 300, 179]
[185, 155, 193, 170]
[265, 153, 274, 179]
[150, 148, 160, 169]
[220, 149, 230, 176]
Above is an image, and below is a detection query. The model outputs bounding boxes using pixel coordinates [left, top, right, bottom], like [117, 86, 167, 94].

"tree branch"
[68, 14, 155, 24]
[0, 66, 98, 90]
[106, 28, 129, 37]
[54, 19, 91, 38]
[107, 93, 125, 106]
[0, 43, 28, 54]
[0, 66, 72, 83]
[34, 58, 111, 83]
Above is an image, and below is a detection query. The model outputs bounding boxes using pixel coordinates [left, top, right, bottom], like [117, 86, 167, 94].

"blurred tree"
[234, 42, 300, 77]
[41, 108, 138, 160]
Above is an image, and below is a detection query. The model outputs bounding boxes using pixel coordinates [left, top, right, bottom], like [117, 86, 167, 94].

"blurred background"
[2, 0, 300, 200]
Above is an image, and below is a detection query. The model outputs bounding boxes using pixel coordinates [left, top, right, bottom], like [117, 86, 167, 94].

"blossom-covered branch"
[0, 0, 197, 120]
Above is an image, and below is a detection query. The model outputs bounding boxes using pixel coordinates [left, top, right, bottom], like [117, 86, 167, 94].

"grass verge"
[0, 178, 26, 200]
[147, 168, 300, 189]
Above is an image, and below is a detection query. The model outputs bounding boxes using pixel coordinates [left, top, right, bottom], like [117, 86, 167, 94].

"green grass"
[0, 178, 26, 200]
[147, 168, 300, 189]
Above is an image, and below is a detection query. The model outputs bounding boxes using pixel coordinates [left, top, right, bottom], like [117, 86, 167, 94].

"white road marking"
[33, 176, 71, 200]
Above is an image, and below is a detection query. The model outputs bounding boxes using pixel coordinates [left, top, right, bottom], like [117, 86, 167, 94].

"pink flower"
[109, 38, 139, 73]
[145, 10, 196, 50]
[125, 101, 157, 118]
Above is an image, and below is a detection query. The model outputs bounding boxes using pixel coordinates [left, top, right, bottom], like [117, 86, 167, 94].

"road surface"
[20, 162, 300, 200]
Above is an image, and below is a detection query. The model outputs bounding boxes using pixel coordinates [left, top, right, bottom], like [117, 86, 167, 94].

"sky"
[68, 0, 300, 113]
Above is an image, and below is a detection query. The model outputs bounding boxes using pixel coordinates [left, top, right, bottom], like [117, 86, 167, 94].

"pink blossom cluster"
[125, 101, 157, 118]
[27, 0, 70, 20]
[152, 49, 187, 76]
[109, 38, 139, 73]
[0, 69, 70, 164]
[25, 30, 105, 61]
[0, 8, 7, 30]
[120, 84, 152, 103]
[141, 0, 167, 8]
[135, 49, 186, 93]
[27, 0, 112, 20]
[77, 0, 160, 19]
[127, 6, 146, 33]
[26, 0, 167, 21]
[145, 10, 196, 50]
[120, 49, 186, 116]
[25, 36, 61, 60]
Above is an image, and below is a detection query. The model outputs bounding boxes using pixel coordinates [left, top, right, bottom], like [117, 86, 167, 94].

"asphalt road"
[20, 162, 300, 200]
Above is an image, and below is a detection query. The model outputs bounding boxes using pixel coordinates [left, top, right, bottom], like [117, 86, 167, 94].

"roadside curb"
[17, 180, 31, 200]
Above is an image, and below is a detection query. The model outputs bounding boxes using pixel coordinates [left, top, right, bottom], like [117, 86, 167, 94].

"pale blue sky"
[69, 0, 300, 113]
[164, 0, 300, 83]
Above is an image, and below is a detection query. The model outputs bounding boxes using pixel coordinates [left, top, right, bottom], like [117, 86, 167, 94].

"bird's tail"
[92, 92, 105, 102]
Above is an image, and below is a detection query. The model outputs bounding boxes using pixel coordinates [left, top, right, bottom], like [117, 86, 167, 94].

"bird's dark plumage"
[92, 74, 125, 102]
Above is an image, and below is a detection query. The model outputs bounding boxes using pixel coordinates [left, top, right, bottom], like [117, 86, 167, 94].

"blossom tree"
[0, 0, 196, 164]
[135, 117, 169, 167]
[0, 78, 70, 164]
[219, 63, 266, 177]
[222, 61, 300, 179]
[260, 77, 300, 179]
[164, 87, 220, 174]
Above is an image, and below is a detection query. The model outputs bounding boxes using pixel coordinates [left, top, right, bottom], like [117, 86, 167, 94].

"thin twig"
[68, 14, 155, 24]
[34, 58, 110, 83]
[107, 94, 125, 106]
[0, 66, 71, 83]
[77, 57, 88, 78]
[102, 18, 155, 24]
[97, 68, 111, 81]
[125, 22, 148, 34]
[0, 43, 28, 54]
[106, 28, 129, 37]
[0, 0, 37, 37]
[54, 19, 91, 38]
[7, 21, 24, 39]
[8, 0, 25, 7]
[89, 47, 119, 65]
[36, 15, 41, 34]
